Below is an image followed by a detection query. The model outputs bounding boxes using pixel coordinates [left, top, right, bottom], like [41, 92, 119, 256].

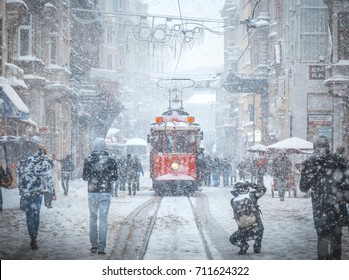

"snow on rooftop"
[16, 55, 43, 62]
[6, 0, 28, 9]
[124, 137, 147, 146]
[90, 68, 118, 82]
[24, 74, 47, 81]
[0, 82, 29, 113]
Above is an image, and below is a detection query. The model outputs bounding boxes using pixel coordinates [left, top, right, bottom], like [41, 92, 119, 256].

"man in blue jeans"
[18, 137, 55, 250]
[82, 138, 118, 255]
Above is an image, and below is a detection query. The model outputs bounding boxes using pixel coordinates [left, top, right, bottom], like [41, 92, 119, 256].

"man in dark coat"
[272, 151, 292, 201]
[82, 138, 118, 255]
[300, 135, 349, 260]
[60, 154, 75, 195]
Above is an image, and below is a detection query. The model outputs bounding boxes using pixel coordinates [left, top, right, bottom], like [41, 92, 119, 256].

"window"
[175, 131, 186, 153]
[338, 12, 349, 60]
[50, 34, 58, 64]
[107, 54, 112, 69]
[107, 26, 112, 44]
[111, 0, 123, 11]
[18, 13, 32, 57]
[248, 104, 254, 122]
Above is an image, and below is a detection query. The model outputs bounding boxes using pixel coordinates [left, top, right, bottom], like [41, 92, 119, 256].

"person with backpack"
[300, 135, 349, 260]
[229, 181, 266, 255]
[82, 138, 118, 255]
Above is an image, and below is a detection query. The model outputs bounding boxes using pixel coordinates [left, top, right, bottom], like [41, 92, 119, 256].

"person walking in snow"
[272, 151, 292, 201]
[18, 137, 55, 250]
[60, 154, 75, 195]
[300, 135, 349, 260]
[132, 155, 144, 193]
[222, 157, 232, 187]
[229, 181, 266, 255]
[204, 155, 213, 186]
[82, 138, 118, 255]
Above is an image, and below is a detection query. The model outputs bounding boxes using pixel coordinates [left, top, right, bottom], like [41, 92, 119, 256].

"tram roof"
[150, 122, 200, 130]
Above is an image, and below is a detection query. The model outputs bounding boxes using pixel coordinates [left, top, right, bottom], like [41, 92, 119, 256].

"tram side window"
[152, 132, 163, 153]
[188, 131, 195, 154]
[176, 131, 186, 153]
[165, 132, 174, 153]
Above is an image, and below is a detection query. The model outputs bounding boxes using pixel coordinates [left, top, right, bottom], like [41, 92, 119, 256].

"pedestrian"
[204, 155, 213, 186]
[230, 159, 237, 185]
[0, 163, 14, 212]
[117, 156, 127, 191]
[222, 157, 231, 187]
[51, 154, 61, 197]
[300, 135, 349, 260]
[82, 137, 118, 255]
[60, 154, 75, 195]
[133, 155, 144, 193]
[229, 181, 266, 255]
[255, 155, 268, 186]
[271, 151, 292, 201]
[237, 159, 247, 181]
[196, 147, 206, 187]
[18, 137, 55, 250]
[211, 157, 221, 187]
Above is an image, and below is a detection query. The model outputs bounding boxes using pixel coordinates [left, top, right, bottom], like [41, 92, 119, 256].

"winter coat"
[300, 151, 349, 232]
[230, 182, 266, 233]
[126, 157, 143, 181]
[60, 156, 75, 173]
[18, 149, 55, 198]
[272, 156, 292, 180]
[82, 150, 118, 193]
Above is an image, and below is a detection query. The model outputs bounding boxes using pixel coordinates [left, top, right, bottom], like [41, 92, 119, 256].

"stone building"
[1, 0, 72, 162]
[323, 0, 349, 156]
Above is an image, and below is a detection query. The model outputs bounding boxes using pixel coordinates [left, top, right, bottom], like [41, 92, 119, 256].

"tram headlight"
[171, 161, 179, 170]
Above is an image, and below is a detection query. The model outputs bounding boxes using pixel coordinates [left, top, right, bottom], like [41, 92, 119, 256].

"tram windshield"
[151, 130, 198, 154]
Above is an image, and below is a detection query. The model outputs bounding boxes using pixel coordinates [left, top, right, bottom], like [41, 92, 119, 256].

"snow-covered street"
[1, 174, 348, 260]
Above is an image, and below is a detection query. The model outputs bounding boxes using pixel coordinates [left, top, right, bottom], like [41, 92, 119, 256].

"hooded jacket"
[300, 149, 349, 230]
[82, 138, 118, 193]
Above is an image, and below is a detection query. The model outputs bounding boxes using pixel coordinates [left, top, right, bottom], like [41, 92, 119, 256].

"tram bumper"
[153, 174, 197, 195]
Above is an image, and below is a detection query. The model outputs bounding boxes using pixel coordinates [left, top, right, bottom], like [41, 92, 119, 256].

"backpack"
[231, 192, 258, 228]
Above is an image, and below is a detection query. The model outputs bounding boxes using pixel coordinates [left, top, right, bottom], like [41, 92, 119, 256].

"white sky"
[142, 0, 225, 75]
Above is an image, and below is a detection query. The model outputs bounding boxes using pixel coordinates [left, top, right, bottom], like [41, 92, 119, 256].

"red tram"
[148, 79, 202, 196]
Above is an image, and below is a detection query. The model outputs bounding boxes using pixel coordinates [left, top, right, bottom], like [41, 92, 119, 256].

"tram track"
[109, 191, 234, 260]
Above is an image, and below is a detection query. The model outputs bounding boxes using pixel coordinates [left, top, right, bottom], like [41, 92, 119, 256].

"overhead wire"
[170, 0, 185, 80]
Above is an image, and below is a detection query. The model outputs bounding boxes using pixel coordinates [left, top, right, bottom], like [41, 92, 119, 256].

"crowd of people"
[0, 135, 348, 260]
[196, 154, 268, 188]
[0, 136, 144, 254]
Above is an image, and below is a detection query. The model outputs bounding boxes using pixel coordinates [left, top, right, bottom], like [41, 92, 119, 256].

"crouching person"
[229, 181, 266, 255]
[83, 138, 118, 256]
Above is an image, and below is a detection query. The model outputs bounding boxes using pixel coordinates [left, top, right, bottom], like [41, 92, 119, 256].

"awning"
[0, 83, 29, 120]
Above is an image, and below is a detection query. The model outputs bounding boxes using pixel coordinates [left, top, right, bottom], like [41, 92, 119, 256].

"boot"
[128, 187, 131, 195]
[238, 243, 249, 255]
[253, 243, 261, 254]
